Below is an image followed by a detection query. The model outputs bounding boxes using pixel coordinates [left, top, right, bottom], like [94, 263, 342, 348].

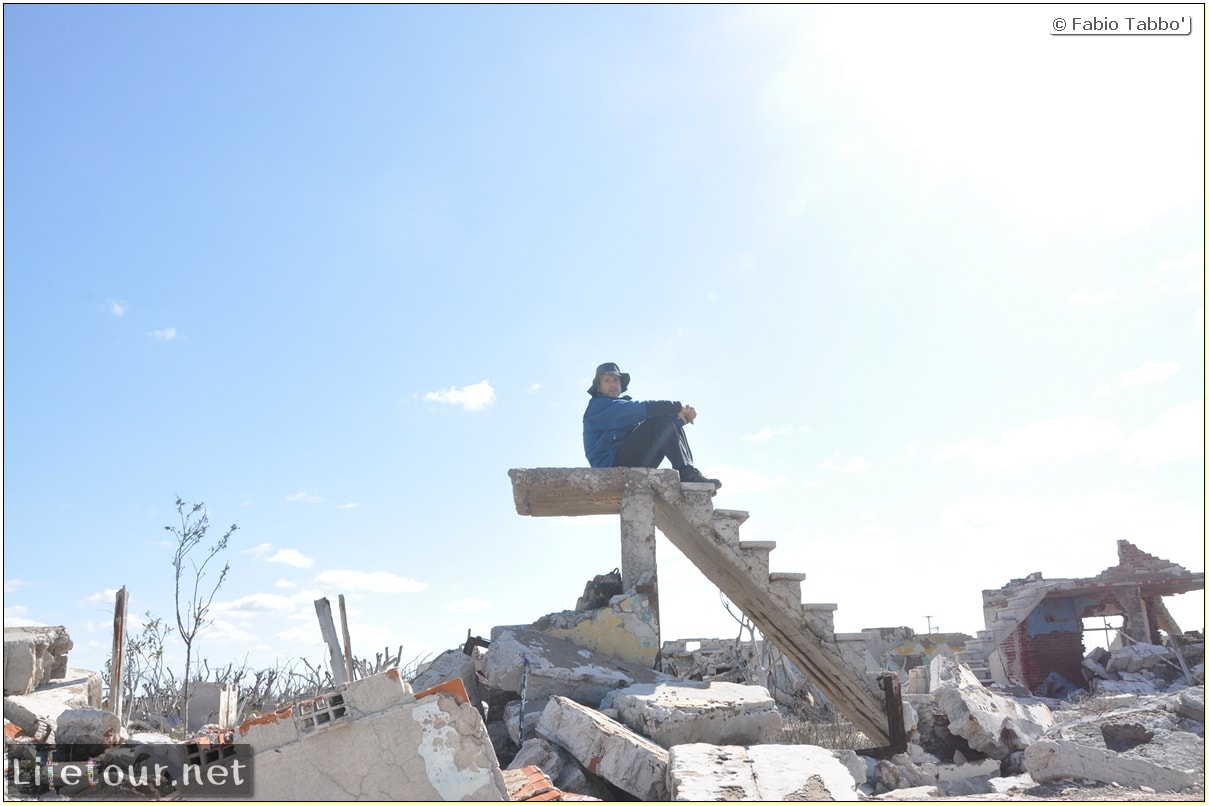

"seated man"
[582, 362, 721, 488]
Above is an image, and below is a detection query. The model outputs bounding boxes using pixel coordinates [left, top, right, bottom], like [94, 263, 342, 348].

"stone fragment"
[482, 629, 668, 707]
[535, 695, 668, 801]
[239, 670, 508, 800]
[668, 743, 859, 801]
[930, 656, 1052, 759]
[601, 681, 782, 748]
[1024, 739, 1199, 792]
[533, 591, 660, 668]
[4, 627, 73, 696]
[412, 648, 483, 714]
[54, 707, 126, 746]
[874, 784, 940, 799]
[3, 669, 102, 738]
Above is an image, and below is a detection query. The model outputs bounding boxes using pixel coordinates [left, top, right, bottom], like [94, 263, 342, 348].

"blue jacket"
[582, 393, 682, 467]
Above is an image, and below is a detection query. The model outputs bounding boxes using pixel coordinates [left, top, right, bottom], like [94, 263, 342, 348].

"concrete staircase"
[508, 467, 891, 746]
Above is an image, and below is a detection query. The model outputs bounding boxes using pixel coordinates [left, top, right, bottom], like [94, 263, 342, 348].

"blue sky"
[4, 5, 1204, 680]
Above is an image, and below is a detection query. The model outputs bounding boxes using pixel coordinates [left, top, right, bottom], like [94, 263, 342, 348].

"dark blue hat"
[588, 362, 630, 394]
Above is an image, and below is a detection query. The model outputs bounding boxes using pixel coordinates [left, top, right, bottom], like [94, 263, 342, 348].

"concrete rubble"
[4, 479, 1204, 802]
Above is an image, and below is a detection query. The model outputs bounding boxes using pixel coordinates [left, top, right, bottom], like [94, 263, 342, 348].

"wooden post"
[338, 594, 355, 683]
[314, 597, 348, 686]
[880, 672, 907, 753]
[110, 586, 128, 716]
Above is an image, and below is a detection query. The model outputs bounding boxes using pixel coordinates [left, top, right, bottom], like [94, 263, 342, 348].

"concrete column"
[619, 471, 660, 648]
[1119, 586, 1151, 645]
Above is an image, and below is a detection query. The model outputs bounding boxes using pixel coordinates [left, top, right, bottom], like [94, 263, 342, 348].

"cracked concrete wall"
[239, 670, 507, 801]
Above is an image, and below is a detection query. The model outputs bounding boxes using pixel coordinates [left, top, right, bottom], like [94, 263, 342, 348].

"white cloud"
[1121, 400, 1204, 469]
[268, 549, 314, 569]
[242, 543, 274, 557]
[818, 450, 867, 473]
[105, 300, 127, 317]
[934, 416, 1121, 468]
[83, 588, 122, 605]
[528, 383, 542, 394]
[212, 593, 298, 619]
[148, 327, 179, 340]
[336, 502, 360, 510]
[286, 491, 324, 503]
[274, 579, 298, 589]
[5, 579, 32, 590]
[1069, 289, 1119, 307]
[313, 570, 428, 594]
[1092, 361, 1180, 398]
[423, 380, 496, 412]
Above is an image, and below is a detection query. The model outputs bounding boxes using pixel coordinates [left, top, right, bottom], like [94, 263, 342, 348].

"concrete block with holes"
[235, 669, 509, 800]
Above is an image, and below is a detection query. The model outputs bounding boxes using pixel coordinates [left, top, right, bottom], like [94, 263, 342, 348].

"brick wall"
[1000, 623, 1086, 691]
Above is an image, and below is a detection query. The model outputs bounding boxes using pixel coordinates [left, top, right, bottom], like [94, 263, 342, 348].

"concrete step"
[737, 541, 776, 578]
[801, 603, 837, 641]
[711, 509, 750, 547]
[768, 572, 806, 606]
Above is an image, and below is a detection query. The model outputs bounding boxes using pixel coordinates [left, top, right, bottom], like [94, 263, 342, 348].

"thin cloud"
[148, 327, 179, 341]
[5, 579, 32, 590]
[1121, 400, 1203, 469]
[212, 593, 297, 619]
[528, 383, 542, 395]
[314, 569, 428, 594]
[104, 300, 128, 317]
[274, 579, 298, 589]
[423, 380, 496, 412]
[242, 543, 274, 557]
[83, 588, 122, 605]
[336, 502, 360, 510]
[934, 416, 1121, 468]
[1092, 361, 1180, 398]
[286, 491, 324, 504]
[268, 549, 314, 569]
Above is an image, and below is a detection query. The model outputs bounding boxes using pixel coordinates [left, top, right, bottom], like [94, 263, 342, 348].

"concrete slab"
[668, 743, 860, 801]
[602, 681, 782, 748]
[533, 592, 660, 668]
[536, 695, 668, 801]
[239, 670, 508, 800]
[4, 627, 73, 696]
[483, 628, 668, 707]
[3, 669, 102, 738]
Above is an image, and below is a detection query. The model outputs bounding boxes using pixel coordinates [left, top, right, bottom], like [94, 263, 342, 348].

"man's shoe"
[679, 466, 722, 488]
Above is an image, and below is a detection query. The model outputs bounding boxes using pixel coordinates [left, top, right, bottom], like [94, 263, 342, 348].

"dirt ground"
[911, 781, 1205, 802]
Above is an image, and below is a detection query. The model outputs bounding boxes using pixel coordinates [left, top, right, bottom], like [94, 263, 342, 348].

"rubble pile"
[4, 573, 1204, 800]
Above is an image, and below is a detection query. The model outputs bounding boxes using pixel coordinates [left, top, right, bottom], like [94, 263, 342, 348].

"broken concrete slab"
[600, 680, 782, 748]
[667, 743, 860, 801]
[412, 648, 483, 715]
[482, 628, 668, 708]
[54, 707, 126, 746]
[504, 697, 550, 746]
[873, 753, 939, 792]
[1024, 738, 1200, 792]
[874, 784, 940, 799]
[1023, 690, 1205, 793]
[532, 591, 660, 668]
[930, 656, 1053, 759]
[239, 670, 508, 800]
[4, 626, 73, 696]
[186, 681, 238, 732]
[535, 695, 668, 801]
[3, 668, 102, 739]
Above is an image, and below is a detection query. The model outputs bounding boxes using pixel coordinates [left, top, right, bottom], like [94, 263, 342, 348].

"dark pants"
[613, 417, 694, 470]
